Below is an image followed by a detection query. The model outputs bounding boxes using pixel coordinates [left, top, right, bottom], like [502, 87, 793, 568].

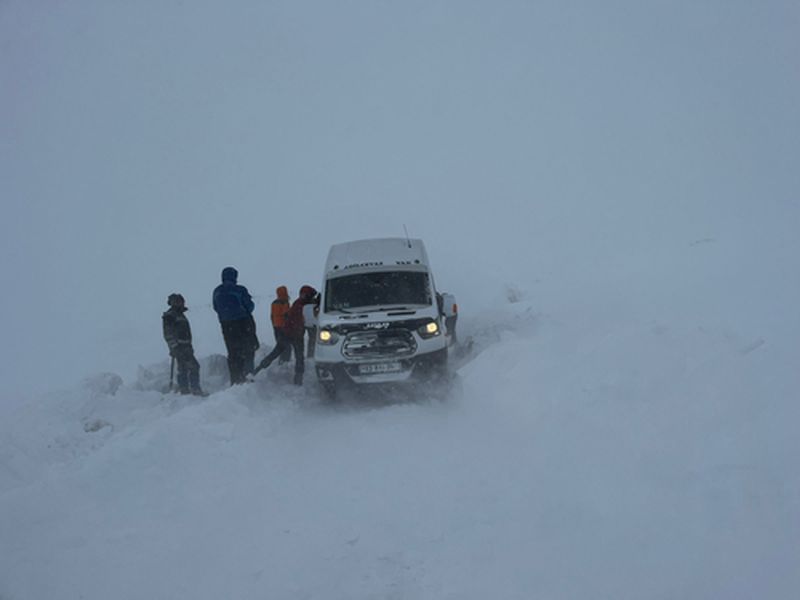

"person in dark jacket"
[270, 286, 293, 364]
[255, 285, 317, 385]
[212, 267, 259, 385]
[303, 300, 319, 358]
[162, 293, 205, 396]
[436, 292, 459, 345]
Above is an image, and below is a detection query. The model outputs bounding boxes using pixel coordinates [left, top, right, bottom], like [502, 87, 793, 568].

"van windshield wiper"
[382, 303, 429, 311]
[347, 304, 408, 313]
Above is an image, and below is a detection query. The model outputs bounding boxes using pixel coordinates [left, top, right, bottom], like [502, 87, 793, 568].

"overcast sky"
[1, 1, 798, 400]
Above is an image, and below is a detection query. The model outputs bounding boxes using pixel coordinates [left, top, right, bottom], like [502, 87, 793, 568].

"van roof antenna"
[403, 224, 412, 248]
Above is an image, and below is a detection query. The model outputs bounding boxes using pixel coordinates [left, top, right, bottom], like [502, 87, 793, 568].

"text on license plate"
[358, 362, 402, 374]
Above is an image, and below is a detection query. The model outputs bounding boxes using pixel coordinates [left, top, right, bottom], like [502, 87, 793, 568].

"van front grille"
[342, 330, 417, 360]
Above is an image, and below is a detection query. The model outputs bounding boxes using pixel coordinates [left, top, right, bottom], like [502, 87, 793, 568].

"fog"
[2, 2, 800, 598]
[2, 1, 795, 401]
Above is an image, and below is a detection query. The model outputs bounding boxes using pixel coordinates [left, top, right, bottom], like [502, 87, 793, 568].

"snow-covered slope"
[2, 298, 797, 599]
[2, 0, 799, 597]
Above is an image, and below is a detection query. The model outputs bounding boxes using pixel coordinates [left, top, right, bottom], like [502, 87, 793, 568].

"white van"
[314, 238, 455, 394]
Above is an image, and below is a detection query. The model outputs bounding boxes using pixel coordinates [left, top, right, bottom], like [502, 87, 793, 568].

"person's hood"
[221, 267, 238, 283]
[276, 286, 289, 300]
[299, 285, 317, 300]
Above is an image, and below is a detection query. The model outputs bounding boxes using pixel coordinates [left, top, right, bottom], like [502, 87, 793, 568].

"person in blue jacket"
[212, 267, 259, 384]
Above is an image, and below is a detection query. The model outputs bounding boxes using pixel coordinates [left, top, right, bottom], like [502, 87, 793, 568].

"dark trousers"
[259, 335, 305, 383]
[445, 316, 458, 344]
[174, 347, 201, 393]
[273, 327, 293, 363]
[221, 318, 257, 384]
[305, 326, 317, 358]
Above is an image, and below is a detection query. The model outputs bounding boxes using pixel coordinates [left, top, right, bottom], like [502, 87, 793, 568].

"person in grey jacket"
[162, 293, 205, 396]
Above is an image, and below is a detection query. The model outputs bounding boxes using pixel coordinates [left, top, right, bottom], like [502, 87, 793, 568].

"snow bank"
[1, 301, 797, 599]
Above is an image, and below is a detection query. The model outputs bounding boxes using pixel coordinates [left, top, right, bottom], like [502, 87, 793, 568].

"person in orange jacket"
[255, 285, 318, 385]
[270, 286, 293, 364]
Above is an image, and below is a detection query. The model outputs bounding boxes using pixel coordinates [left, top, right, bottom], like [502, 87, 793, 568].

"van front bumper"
[315, 347, 447, 386]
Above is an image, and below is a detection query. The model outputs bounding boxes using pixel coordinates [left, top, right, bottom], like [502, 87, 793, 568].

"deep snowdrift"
[1, 300, 797, 600]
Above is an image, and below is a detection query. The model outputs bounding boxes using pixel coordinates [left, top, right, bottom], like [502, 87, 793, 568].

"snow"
[2, 298, 798, 599]
[2, 0, 799, 598]
[325, 238, 429, 275]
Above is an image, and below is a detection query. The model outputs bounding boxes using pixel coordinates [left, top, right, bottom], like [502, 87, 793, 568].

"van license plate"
[359, 362, 402, 374]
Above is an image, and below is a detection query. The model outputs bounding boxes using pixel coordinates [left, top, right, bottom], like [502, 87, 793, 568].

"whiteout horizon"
[313, 238, 457, 397]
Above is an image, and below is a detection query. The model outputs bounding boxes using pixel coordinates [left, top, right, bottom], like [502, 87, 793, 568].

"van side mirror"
[441, 293, 457, 318]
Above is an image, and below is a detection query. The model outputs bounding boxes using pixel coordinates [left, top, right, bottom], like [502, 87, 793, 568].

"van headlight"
[318, 329, 339, 344]
[417, 320, 440, 339]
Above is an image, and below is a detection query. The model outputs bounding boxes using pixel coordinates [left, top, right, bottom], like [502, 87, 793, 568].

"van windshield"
[325, 271, 431, 312]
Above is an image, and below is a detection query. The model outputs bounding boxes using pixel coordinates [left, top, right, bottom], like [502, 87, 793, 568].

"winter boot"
[293, 372, 303, 386]
[256, 357, 272, 374]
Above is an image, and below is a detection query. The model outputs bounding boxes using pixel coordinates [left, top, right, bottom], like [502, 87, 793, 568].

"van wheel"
[321, 382, 338, 402]
[429, 365, 459, 400]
